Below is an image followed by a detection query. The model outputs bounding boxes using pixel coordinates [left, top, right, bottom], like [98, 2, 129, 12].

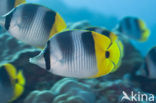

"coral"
[24, 78, 96, 103]
[24, 78, 151, 103]
[51, 78, 96, 103]
[24, 90, 54, 103]
[0, 32, 35, 65]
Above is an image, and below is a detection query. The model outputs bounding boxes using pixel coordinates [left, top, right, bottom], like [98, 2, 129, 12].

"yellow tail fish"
[0, 64, 25, 103]
[30, 30, 121, 78]
[115, 16, 150, 42]
[0, 3, 67, 48]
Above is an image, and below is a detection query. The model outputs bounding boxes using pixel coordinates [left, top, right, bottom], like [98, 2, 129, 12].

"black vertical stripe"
[20, 4, 39, 31]
[101, 29, 111, 38]
[134, 19, 140, 31]
[124, 17, 132, 33]
[5, 8, 16, 30]
[43, 10, 56, 37]
[0, 66, 12, 87]
[81, 31, 95, 55]
[56, 31, 74, 61]
[133, 19, 142, 38]
[43, 41, 51, 71]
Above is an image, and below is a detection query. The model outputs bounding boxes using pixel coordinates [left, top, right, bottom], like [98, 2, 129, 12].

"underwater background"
[0, 0, 156, 103]
[28, 0, 156, 56]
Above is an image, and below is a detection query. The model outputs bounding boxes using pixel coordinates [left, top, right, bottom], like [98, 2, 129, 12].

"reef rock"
[51, 78, 96, 103]
[24, 77, 151, 103]
[24, 78, 96, 103]
[24, 90, 54, 103]
[0, 32, 35, 65]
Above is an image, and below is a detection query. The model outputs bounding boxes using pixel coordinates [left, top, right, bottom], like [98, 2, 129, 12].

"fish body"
[115, 16, 150, 42]
[0, 0, 26, 16]
[30, 30, 121, 78]
[0, 3, 66, 48]
[141, 47, 156, 79]
[0, 64, 25, 102]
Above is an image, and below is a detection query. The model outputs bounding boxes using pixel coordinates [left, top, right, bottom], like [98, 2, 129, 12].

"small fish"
[0, 3, 66, 48]
[0, 0, 26, 16]
[115, 16, 150, 42]
[137, 46, 156, 79]
[85, 27, 124, 72]
[0, 64, 25, 103]
[30, 30, 121, 78]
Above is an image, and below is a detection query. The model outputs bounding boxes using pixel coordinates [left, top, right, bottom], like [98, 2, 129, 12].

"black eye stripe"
[105, 51, 110, 58]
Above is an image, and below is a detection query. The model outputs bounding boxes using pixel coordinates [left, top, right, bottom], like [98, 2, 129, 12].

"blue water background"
[27, 0, 156, 56]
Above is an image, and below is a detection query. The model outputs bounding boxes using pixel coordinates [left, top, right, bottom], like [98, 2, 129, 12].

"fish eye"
[15, 79, 18, 83]
[105, 51, 110, 58]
